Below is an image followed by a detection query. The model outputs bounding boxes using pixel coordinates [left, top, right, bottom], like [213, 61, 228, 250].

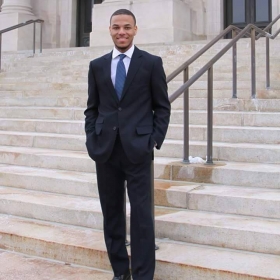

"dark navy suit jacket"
[85, 46, 170, 164]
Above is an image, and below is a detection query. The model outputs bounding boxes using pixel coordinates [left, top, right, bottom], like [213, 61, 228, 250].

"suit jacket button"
[118, 107, 122, 111]
[113, 126, 117, 130]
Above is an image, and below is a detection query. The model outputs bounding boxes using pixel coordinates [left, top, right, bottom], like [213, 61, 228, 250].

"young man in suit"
[85, 9, 170, 280]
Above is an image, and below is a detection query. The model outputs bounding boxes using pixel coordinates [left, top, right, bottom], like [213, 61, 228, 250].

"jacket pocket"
[96, 117, 104, 124]
[95, 117, 104, 135]
[136, 125, 153, 135]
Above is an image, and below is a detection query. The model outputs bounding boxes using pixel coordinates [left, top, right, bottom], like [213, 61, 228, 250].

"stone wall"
[0, 0, 279, 51]
[0, 0, 77, 51]
[31, 0, 77, 49]
[90, 0, 209, 47]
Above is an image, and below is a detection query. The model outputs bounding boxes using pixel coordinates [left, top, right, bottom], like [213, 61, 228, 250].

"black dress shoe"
[112, 270, 131, 280]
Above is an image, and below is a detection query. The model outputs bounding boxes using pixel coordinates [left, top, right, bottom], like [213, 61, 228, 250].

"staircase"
[0, 38, 280, 280]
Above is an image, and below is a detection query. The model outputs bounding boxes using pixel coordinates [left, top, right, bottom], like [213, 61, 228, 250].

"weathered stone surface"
[0, 39, 280, 279]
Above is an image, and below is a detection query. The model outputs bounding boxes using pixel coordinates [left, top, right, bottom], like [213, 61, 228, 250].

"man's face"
[109, 14, 137, 53]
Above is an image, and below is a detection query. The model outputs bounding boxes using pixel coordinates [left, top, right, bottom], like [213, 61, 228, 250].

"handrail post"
[206, 66, 214, 164]
[266, 37, 270, 89]
[33, 22, 36, 55]
[251, 27, 256, 98]
[0, 34, 2, 72]
[40, 21, 43, 53]
[183, 67, 190, 163]
[232, 29, 237, 98]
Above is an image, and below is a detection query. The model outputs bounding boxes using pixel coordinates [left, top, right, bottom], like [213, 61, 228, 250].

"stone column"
[1, 0, 34, 14]
[0, 0, 37, 51]
[272, 0, 280, 35]
[90, 0, 192, 47]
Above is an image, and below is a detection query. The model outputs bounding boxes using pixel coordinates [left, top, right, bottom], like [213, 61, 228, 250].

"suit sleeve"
[84, 61, 99, 134]
[150, 57, 171, 149]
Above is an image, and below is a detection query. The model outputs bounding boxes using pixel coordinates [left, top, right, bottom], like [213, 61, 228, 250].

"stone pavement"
[0, 250, 112, 280]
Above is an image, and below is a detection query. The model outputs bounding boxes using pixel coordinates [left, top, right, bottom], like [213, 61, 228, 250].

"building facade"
[0, 0, 279, 52]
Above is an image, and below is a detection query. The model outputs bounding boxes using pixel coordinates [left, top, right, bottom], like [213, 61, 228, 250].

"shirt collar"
[112, 45, 135, 59]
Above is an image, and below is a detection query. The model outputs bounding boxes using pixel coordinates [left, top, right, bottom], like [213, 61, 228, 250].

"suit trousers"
[95, 135, 155, 280]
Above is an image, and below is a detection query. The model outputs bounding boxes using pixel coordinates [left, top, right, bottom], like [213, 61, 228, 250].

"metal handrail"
[0, 19, 44, 71]
[167, 17, 280, 164]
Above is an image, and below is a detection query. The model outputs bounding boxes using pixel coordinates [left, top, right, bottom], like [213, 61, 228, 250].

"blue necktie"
[115, 54, 126, 100]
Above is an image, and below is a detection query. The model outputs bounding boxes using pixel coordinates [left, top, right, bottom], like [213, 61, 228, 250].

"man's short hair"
[110, 9, 136, 25]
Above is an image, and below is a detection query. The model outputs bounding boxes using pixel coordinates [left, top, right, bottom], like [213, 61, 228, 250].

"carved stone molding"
[1, 0, 34, 15]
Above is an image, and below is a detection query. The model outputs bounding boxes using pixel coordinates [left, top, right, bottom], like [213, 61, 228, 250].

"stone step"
[167, 124, 280, 144]
[1, 58, 278, 79]
[0, 130, 279, 163]
[1, 62, 278, 86]
[159, 140, 280, 163]
[0, 146, 94, 173]
[0, 214, 280, 280]
[0, 82, 87, 91]
[165, 161, 280, 189]
[1, 88, 279, 107]
[171, 97, 280, 111]
[171, 110, 280, 127]
[4, 39, 278, 61]
[2, 53, 279, 78]
[0, 145, 279, 220]
[0, 107, 83, 120]
[0, 92, 280, 111]
[0, 250, 113, 280]
[0, 149, 278, 190]
[1, 89, 279, 110]
[168, 86, 280, 99]
[0, 107, 280, 126]
[1, 118, 280, 145]
[0, 90, 87, 107]
[2, 185, 280, 251]
[160, 183, 280, 219]
[21, 48, 277, 64]
[0, 164, 97, 197]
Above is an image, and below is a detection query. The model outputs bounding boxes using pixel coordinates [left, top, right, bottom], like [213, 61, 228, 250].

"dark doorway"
[76, 0, 94, 47]
[224, 0, 272, 37]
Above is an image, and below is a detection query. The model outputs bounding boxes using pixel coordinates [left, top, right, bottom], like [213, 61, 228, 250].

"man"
[84, 9, 170, 280]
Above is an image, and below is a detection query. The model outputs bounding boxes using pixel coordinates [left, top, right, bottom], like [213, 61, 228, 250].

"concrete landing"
[0, 250, 112, 280]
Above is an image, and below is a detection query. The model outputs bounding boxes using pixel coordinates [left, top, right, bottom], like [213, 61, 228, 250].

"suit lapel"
[120, 47, 143, 101]
[103, 52, 119, 103]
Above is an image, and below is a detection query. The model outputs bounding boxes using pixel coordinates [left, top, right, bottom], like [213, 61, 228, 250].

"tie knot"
[119, 54, 126, 61]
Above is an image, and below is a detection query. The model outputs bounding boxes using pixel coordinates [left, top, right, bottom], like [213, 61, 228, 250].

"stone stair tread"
[164, 138, 280, 150]
[155, 181, 280, 217]
[1, 185, 280, 235]
[0, 214, 280, 279]
[171, 123, 280, 130]
[1, 130, 280, 151]
[155, 180, 280, 200]
[0, 118, 83, 123]
[0, 130, 85, 139]
[0, 164, 95, 182]
[0, 145, 87, 158]
[0, 146, 279, 173]
[2, 119, 280, 130]
[0, 186, 101, 210]
[180, 183, 280, 201]
[0, 106, 83, 110]
[0, 250, 112, 280]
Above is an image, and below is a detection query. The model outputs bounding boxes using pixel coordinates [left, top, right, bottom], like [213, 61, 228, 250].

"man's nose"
[118, 28, 126, 34]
